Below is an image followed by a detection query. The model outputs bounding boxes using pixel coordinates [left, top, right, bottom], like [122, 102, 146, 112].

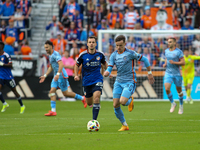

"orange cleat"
[44, 111, 57, 116]
[82, 96, 87, 108]
[118, 125, 129, 131]
[128, 96, 134, 112]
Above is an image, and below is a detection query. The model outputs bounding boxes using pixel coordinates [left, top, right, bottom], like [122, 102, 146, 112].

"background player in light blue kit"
[74, 36, 108, 121]
[163, 38, 185, 114]
[39, 40, 87, 116]
[0, 41, 25, 114]
[104, 35, 155, 131]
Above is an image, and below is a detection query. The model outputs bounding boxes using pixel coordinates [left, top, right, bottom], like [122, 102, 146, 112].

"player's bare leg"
[187, 84, 193, 104]
[184, 86, 189, 104]
[120, 96, 134, 112]
[165, 83, 176, 113]
[62, 90, 87, 108]
[85, 96, 93, 107]
[0, 84, 9, 112]
[113, 98, 129, 131]
[92, 91, 101, 120]
[176, 86, 184, 114]
[45, 88, 57, 116]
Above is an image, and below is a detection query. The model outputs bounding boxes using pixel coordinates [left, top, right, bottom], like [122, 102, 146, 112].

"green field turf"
[0, 100, 200, 150]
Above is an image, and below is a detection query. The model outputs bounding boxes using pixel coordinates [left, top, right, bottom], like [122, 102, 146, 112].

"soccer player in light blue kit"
[39, 40, 87, 116]
[0, 41, 25, 114]
[163, 37, 185, 114]
[104, 35, 155, 131]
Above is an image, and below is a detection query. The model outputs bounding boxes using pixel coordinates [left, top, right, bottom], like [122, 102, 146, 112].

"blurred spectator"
[97, 19, 109, 30]
[86, 0, 95, 16]
[151, 9, 173, 30]
[64, 21, 80, 41]
[126, 36, 136, 50]
[4, 36, 15, 55]
[63, 0, 80, 18]
[188, 0, 199, 15]
[69, 41, 78, 56]
[134, 23, 143, 45]
[0, 19, 6, 41]
[158, 0, 171, 9]
[80, 24, 94, 42]
[20, 39, 32, 60]
[61, 12, 71, 29]
[140, 37, 152, 53]
[107, 6, 123, 29]
[181, 19, 194, 30]
[104, 44, 114, 61]
[99, 0, 109, 16]
[172, 0, 185, 26]
[192, 34, 200, 55]
[177, 35, 193, 51]
[141, 6, 152, 30]
[62, 50, 75, 76]
[72, 9, 83, 31]
[114, 21, 122, 29]
[53, 31, 68, 55]
[58, 0, 66, 22]
[91, 4, 104, 28]
[0, 0, 14, 19]
[141, 47, 156, 68]
[159, 48, 166, 67]
[142, 0, 154, 12]
[70, 46, 79, 61]
[194, 8, 200, 28]
[79, 44, 87, 53]
[173, 10, 181, 30]
[124, 4, 139, 29]
[46, 16, 63, 42]
[112, 0, 124, 13]
[11, 5, 25, 29]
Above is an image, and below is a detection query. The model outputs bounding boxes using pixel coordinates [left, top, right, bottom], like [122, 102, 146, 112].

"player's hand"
[74, 76, 80, 81]
[148, 74, 155, 84]
[39, 76, 46, 83]
[163, 63, 167, 68]
[109, 74, 113, 78]
[103, 71, 110, 77]
[0, 61, 4, 66]
[54, 75, 59, 81]
[169, 60, 174, 64]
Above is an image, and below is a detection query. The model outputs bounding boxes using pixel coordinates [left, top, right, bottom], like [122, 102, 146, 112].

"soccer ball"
[87, 120, 100, 132]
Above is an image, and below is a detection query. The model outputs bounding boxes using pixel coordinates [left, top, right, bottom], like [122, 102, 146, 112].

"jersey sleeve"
[129, 50, 143, 61]
[76, 55, 83, 67]
[108, 52, 115, 67]
[5, 54, 12, 64]
[55, 54, 62, 62]
[191, 55, 200, 60]
[179, 50, 184, 60]
[101, 53, 106, 64]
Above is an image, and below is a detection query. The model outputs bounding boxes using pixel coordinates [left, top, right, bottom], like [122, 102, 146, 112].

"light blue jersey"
[108, 48, 144, 83]
[49, 51, 68, 78]
[165, 48, 184, 76]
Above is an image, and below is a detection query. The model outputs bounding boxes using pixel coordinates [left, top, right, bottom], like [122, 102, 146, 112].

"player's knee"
[119, 99, 126, 105]
[113, 102, 120, 108]
[93, 97, 100, 103]
[49, 93, 56, 97]
[165, 89, 171, 94]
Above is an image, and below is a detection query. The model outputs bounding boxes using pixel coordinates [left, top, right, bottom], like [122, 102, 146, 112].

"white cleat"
[189, 98, 193, 104]
[170, 103, 177, 113]
[178, 106, 183, 114]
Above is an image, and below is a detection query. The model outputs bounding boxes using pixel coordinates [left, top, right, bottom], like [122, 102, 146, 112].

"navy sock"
[17, 97, 23, 106]
[92, 103, 100, 120]
[0, 92, 5, 103]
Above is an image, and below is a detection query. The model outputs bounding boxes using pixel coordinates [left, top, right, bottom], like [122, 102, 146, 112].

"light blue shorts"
[113, 81, 136, 99]
[51, 77, 69, 92]
[164, 74, 182, 87]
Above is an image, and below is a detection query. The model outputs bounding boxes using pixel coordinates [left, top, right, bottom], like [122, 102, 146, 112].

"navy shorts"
[0, 78, 16, 89]
[84, 82, 103, 98]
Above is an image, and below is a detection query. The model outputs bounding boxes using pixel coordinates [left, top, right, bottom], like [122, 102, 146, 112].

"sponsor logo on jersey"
[96, 56, 100, 60]
[123, 56, 127, 60]
[86, 58, 89, 61]
[1, 57, 4, 61]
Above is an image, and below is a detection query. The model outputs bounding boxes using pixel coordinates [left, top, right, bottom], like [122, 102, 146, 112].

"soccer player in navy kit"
[74, 36, 108, 121]
[0, 41, 25, 114]
[104, 35, 155, 131]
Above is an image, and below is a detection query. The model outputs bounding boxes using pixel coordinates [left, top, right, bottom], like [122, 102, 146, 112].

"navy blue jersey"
[76, 50, 106, 86]
[0, 52, 13, 80]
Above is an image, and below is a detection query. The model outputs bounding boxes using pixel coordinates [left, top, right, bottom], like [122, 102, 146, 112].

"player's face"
[184, 50, 189, 56]
[167, 39, 176, 49]
[44, 44, 53, 54]
[87, 38, 96, 50]
[115, 40, 125, 52]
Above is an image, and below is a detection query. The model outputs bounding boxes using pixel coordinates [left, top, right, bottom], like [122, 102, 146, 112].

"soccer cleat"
[45, 111, 57, 116]
[82, 96, 87, 108]
[20, 105, 25, 114]
[170, 103, 177, 113]
[1, 103, 9, 112]
[118, 125, 129, 131]
[184, 99, 188, 104]
[178, 106, 183, 114]
[128, 96, 134, 112]
[189, 99, 193, 104]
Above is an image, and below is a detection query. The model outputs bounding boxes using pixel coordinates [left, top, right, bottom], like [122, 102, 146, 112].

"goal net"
[98, 30, 200, 101]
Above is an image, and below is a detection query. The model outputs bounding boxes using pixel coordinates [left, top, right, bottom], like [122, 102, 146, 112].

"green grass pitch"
[0, 100, 200, 150]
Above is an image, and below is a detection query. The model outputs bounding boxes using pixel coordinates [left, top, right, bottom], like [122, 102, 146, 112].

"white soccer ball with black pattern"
[87, 120, 100, 132]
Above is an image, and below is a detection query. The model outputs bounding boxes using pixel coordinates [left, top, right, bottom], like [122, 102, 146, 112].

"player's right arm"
[104, 52, 115, 77]
[74, 54, 83, 81]
[191, 55, 200, 60]
[39, 65, 53, 83]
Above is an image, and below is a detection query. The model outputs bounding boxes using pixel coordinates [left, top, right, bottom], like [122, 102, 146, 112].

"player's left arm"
[191, 55, 200, 60]
[0, 55, 12, 68]
[169, 58, 185, 66]
[54, 60, 64, 81]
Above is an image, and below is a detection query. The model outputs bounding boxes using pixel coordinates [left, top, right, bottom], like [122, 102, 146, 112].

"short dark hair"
[157, 9, 167, 15]
[87, 36, 97, 43]
[45, 40, 53, 47]
[168, 37, 176, 42]
[184, 48, 189, 51]
[0, 41, 5, 50]
[115, 35, 126, 43]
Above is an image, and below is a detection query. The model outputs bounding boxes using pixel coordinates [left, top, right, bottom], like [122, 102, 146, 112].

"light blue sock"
[124, 98, 132, 106]
[75, 94, 83, 100]
[51, 101, 56, 109]
[179, 96, 183, 105]
[114, 107, 125, 124]
[167, 93, 174, 103]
